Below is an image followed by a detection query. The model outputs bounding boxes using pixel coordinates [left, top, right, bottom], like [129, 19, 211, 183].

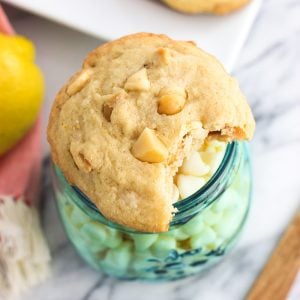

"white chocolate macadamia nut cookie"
[48, 33, 255, 232]
[161, 0, 251, 15]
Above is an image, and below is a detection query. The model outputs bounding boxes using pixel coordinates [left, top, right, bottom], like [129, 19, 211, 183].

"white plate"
[4, 0, 261, 71]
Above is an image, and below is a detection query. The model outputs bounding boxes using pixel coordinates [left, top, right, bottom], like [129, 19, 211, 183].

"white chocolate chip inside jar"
[176, 140, 227, 199]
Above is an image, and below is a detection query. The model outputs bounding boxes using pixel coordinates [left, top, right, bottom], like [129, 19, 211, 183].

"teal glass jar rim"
[53, 141, 242, 234]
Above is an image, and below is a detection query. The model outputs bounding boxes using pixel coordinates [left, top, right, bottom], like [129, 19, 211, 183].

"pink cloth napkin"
[0, 6, 14, 35]
[0, 118, 41, 205]
[0, 6, 50, 300]
[0, 118, 42, 205]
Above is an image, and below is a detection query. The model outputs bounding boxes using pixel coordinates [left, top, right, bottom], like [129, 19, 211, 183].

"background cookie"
[162, 0, 251, 15]
[47, 33, 254, 232]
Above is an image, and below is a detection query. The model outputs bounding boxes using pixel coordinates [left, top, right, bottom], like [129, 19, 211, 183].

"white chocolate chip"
[200, 141, 226, 175]
[131, 128, 168, 163]
[67, 69, 93, 96]
[180, 151, 210, 177]
[124, 68, 150, 91]
[176, 174, 205, 199]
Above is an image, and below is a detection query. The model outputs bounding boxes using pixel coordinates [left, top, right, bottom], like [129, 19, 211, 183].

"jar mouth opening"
[174, 142, 235, 207]
[55, 141, 238, 233]
[170, 141, 237, 225]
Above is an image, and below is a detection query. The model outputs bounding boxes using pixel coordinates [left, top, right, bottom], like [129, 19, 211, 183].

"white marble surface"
[3, 0, 300, 299]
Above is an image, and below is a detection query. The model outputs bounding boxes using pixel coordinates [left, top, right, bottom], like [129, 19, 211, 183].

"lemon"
[0, 34, 44, 155]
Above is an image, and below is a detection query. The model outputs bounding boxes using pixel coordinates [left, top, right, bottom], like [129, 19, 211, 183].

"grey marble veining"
[234, 0, 300, 248]
[4, 0, 300, 298]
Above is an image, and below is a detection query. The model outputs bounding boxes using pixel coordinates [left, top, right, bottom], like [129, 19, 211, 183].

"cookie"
[47, 33, 255, 232]
[162, 0, 251, 15]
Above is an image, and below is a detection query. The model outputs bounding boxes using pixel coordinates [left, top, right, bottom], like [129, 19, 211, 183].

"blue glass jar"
[52, 141, 251, 280]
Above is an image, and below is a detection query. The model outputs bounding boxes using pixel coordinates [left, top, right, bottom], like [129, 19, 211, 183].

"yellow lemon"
[0, 34, 44, 155]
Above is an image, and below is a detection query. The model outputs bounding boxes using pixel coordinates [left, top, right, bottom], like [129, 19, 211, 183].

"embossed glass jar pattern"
[52, 142, 251, 280]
